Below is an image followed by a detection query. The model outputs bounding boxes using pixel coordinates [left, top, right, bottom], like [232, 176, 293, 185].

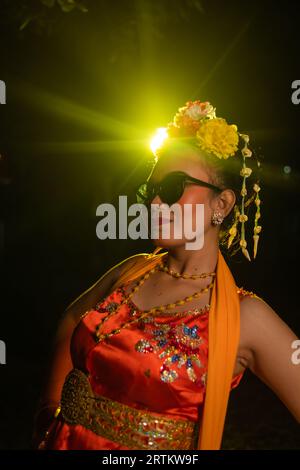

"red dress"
[43, 285, 251, 450]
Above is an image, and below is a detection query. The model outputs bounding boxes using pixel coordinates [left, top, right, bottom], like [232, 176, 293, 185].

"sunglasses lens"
[159, 174, 184, 205]
[136, 174, 186, 206]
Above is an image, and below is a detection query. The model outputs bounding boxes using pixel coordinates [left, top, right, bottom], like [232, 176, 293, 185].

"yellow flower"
[196, 118, 239, 159]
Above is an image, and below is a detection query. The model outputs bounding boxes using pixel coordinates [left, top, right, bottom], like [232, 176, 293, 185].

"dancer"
[33, 100, 300, 450]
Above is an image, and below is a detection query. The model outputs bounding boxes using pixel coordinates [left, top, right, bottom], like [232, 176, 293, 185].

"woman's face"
[146, 147, 221, 250]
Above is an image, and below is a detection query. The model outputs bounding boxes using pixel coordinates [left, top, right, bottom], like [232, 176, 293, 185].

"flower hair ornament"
[150, 100, 262, 261]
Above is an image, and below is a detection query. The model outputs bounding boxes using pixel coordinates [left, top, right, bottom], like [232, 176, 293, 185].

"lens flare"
[150, 127, 168, 155]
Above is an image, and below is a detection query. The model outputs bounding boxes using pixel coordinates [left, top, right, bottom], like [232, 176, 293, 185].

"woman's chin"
[151, 237, 186, 249]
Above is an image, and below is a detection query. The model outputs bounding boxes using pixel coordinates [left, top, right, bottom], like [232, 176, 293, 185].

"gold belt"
[59, 368, 199, 450]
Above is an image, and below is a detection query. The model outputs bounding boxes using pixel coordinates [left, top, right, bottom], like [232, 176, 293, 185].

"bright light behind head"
[150, 127, 168, 155]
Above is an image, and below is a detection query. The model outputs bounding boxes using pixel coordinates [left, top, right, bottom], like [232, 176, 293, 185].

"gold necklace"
[159, 262, 216, 280]
[137, 303, 210, 322]
[95, 262, 215, 344]
[123, 287, 210, 319]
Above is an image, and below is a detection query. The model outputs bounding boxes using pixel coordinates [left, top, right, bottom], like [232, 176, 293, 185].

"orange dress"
[42, 284, 252, 450]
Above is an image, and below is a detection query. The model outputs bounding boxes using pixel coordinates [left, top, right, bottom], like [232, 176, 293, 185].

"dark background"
[0, 0, 300, 449]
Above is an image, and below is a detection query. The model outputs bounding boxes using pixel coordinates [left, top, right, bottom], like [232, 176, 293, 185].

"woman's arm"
[33, 253, 145, 447]
[241, 296, 300, 423]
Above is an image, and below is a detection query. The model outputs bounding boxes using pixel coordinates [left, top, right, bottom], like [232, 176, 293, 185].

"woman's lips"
[159, 218, 173, 225]
[149, 211, 174, 226]
[155, 215, 174, 226]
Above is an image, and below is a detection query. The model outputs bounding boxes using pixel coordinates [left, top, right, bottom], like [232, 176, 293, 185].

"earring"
[211, 210, 224, 226]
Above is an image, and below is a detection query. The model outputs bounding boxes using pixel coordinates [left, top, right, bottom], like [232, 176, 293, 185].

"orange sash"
[109, 247, 240, 450]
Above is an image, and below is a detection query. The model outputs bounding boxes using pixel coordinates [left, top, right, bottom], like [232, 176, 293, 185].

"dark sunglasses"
[136, 171, 222, 206]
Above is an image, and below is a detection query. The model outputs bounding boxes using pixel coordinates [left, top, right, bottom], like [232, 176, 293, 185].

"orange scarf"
[109, 247, 240, 450]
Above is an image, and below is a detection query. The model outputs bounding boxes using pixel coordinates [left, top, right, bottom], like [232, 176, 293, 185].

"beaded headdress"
[150, 100, 262, 261]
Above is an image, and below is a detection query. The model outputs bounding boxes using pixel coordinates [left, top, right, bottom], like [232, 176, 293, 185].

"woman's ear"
[214, 189, 236, 218]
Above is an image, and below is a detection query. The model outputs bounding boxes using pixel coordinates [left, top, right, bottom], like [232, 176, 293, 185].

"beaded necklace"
[120, 286, 210, 320]
[158, 262, 216, 280]
[94, 261, 215, 344]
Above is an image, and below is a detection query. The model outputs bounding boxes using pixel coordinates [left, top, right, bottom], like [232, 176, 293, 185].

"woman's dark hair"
[154, 136, 262, 257]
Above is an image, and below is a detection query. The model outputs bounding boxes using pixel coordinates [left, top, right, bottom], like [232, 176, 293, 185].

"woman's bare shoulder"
[239, 291, 278, 319]
[239, 290, 275, 332]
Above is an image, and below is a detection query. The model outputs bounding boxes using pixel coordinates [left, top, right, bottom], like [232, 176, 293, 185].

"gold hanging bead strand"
[253, 183, 262, 258]
[239, 133, 253, 261]
[227, 205, 240, 249]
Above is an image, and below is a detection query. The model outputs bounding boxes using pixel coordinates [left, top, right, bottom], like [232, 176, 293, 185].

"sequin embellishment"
[135, 321, 207, 385]
[96, 301, 119, 313]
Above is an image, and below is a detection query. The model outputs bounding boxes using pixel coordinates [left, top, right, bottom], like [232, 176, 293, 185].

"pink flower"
[185, 101, 215, 120]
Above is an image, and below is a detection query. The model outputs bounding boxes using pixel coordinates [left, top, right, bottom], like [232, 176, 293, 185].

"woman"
[33, 100, 300, 450]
